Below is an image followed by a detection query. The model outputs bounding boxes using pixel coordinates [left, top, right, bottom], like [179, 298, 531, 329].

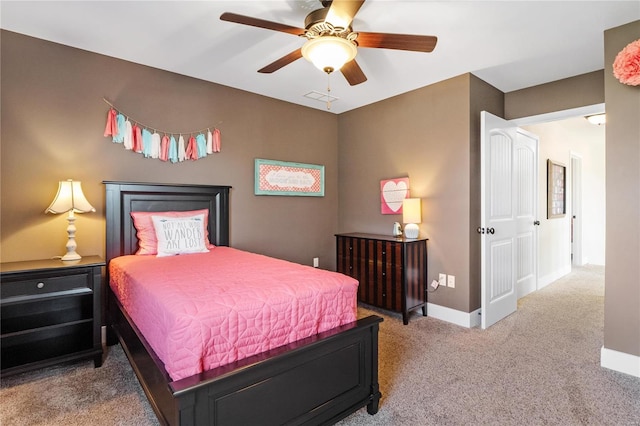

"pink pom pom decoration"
[613, 39, 640, 86]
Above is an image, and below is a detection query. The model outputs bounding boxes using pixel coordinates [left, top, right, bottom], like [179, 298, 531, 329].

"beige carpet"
[2, 265, 639, 425]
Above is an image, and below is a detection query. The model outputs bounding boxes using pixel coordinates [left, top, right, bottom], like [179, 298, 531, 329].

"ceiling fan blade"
[340, 59, 367, 86]
[258, 49, 303, 74]
[325, 0, 365, 29]
[356, 32, 437, 52]
[220, 12, 305, 36]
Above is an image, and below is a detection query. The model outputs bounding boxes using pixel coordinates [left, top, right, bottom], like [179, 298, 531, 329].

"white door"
[480, 111, 539, 329]
[514, 129, 538, 298]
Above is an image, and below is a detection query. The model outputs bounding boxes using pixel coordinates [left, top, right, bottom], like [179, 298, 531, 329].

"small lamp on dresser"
[45, 179, 95, 261]
[402, 198, 421, 239]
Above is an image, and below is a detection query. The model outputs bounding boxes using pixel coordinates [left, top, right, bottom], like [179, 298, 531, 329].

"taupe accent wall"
[0, 30, 339, 268]
[338, 74, 503, 313]
[603, 20, 640, 358]
[505, 70, 605, 120]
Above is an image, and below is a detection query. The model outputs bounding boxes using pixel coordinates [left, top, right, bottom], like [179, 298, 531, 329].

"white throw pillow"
[151, 214, 210, 257]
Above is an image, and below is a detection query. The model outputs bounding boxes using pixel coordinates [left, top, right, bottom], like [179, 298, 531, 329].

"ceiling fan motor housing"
[304, 7, 351, 37]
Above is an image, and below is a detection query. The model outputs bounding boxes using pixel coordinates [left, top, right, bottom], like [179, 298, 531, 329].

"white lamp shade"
[301, 36, 357, 73]
[402, 198, 421, 239]
[46, 180, 95, 214]
[402, 198, 422, 224]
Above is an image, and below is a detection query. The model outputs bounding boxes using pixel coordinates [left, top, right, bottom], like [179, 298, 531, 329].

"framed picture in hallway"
[547, 159, 566, 218]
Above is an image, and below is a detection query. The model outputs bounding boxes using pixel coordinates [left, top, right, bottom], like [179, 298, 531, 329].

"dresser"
[336, 233, 428, 324]
[0, 256, 104, 376]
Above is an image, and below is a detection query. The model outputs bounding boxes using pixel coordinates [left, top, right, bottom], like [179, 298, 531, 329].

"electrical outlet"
[313, 257, 319, 268]
[447, 275, 456, 288]
[430, 279, 439, 289]
[438, 273, 446, 287]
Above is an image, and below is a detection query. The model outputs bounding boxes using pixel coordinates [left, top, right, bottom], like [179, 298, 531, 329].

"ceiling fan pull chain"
[326, 72, 332, 110]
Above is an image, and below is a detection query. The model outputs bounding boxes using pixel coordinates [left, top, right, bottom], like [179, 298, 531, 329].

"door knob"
[488, 228, 495, 234]
[533, 220, 540, 226]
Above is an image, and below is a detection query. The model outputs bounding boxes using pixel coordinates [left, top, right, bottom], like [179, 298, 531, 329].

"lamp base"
[61, 252, 82, 262]
[61, 212, 82, 262]
[404, 223, 419, 239]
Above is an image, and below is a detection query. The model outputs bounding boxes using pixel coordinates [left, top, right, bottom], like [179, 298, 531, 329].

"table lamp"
[402, 198, 421, 239]
[45, 179, 95, 261]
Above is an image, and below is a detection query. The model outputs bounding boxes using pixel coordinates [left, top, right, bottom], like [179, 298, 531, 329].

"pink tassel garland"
[103, 108, 118, 137]
[213, 128, 221, 153]
[102, 103, 221, 163]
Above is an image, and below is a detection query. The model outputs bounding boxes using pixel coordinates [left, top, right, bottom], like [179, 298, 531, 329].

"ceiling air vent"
[303, 91, 338, 104]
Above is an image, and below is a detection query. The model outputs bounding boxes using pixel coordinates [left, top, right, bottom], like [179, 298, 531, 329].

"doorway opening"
[513, 103, 606, 285]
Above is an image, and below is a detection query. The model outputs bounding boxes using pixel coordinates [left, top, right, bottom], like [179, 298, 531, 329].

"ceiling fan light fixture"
[301, 36, 357, 74]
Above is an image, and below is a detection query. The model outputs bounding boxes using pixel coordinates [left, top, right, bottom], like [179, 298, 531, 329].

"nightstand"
[0, 256, 104, 376]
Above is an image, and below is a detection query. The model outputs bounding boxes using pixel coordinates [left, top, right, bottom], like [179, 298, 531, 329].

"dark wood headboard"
[103, 181, 231, 264]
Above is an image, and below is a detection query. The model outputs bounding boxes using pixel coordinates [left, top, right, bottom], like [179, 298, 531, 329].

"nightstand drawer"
[1, 273, 89, 299]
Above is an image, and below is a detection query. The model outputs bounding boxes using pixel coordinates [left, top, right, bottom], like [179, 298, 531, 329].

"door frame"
[475, 104, 603, 329]
[571, 153, 584, 266]
[510, 104, 605, 127]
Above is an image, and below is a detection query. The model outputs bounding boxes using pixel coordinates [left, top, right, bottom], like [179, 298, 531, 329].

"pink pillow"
[131, 209, 215, 255]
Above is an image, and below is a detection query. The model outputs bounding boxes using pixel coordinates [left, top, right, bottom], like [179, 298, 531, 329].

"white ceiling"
[1, 1, 638, 114]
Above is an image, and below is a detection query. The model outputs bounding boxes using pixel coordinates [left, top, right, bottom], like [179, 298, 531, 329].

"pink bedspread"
[109, 247, 358, 381]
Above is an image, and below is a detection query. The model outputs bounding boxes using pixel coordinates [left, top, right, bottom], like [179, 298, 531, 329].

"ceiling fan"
[220, 0, 437, 86]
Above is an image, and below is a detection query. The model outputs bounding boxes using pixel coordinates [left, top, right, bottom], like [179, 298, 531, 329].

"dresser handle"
[36, 282, 45, 289]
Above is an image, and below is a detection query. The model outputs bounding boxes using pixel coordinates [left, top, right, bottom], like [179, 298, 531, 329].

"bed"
[103, 181, 382, 426]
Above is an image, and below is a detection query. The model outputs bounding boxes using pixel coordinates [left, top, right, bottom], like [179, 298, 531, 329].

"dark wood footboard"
[109, 286, 382, 426]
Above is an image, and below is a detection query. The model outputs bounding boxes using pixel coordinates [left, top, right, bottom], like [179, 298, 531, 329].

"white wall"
[523, 116, 606, 284]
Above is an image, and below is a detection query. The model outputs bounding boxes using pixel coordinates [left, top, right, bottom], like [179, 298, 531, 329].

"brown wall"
[0, 30, 339, 268]
[505, 70, 605, 120]
[603, 20, 640, 357]
[338, 74, 502, 313]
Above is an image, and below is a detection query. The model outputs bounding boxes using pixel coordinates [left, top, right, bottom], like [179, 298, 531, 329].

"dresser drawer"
[1, 273, 89, 299]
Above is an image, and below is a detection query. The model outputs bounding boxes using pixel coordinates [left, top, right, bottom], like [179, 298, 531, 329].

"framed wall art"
[255, 159, 324, 196]
[380, 177, 410, 214]
[547, 159, 566, 218]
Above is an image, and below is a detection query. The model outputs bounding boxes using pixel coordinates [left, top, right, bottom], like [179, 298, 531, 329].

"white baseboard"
[538, 264, 572, 289]
[601, 346, 640, 378]
[427, 303, 481, 328]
